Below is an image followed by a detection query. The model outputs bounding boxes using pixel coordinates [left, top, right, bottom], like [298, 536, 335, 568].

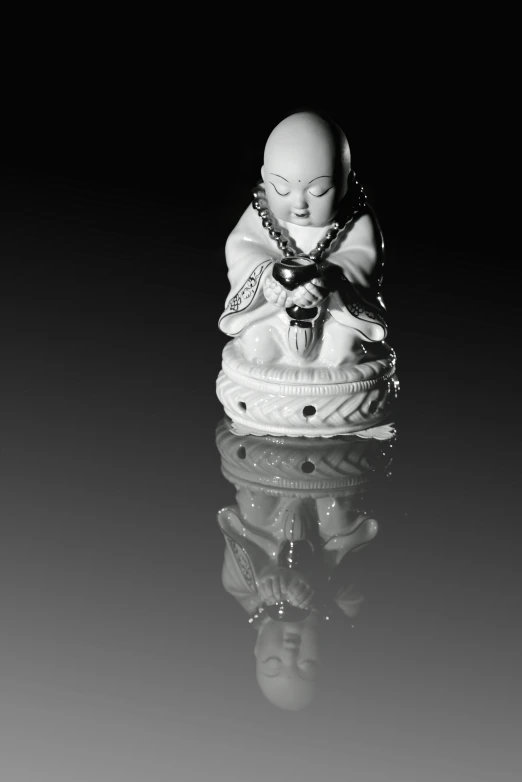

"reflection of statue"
[217, 111, 399, 438]
[216, 419, 393, 710]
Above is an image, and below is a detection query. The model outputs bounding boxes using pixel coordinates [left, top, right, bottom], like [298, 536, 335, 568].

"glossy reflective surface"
[1, 161, 520, 779]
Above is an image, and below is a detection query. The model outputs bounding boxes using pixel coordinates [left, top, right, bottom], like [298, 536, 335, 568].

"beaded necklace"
[251, 171, 368, 261]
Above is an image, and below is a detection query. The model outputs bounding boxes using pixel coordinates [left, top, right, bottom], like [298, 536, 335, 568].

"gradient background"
[1, 42, 520, 781]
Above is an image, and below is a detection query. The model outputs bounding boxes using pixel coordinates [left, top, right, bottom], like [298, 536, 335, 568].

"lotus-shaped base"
[216, 340, 399, 438]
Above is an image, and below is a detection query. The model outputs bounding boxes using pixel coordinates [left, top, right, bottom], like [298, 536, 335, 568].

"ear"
[261, 164, 266, 183]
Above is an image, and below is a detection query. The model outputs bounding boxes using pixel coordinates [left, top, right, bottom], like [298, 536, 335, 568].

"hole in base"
[301, 461, 315, 474]
[238, 401, 247, 411]
[237, 446, 246, 460]
[303, 405, 316, 418]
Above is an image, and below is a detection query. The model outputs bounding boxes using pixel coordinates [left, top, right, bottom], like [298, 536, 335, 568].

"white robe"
[218, 503, 369, 620]
[218, 203, 388, 366]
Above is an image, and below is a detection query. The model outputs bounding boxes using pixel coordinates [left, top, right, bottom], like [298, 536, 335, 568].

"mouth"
[283, 633, 301, 647]
[292, 211, 310, 219]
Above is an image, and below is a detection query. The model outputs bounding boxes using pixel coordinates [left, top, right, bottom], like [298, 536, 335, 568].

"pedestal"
[216, 340, 399, 438]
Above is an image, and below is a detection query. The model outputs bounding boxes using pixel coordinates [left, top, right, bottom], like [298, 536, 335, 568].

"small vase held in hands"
[272, 254, 325, 358]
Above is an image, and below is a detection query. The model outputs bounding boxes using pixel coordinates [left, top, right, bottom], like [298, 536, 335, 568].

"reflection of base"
[216, 341, 399, 438]
[216, 418, 390, 496]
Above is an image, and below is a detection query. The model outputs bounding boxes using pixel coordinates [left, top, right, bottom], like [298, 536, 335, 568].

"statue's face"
[255, 620, 319, 672]
[254, 618, 319, 709]
[262, 141, 342, 228]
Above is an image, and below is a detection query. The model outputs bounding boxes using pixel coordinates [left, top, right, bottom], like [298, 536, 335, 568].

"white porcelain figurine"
[217, 111, 399, 437]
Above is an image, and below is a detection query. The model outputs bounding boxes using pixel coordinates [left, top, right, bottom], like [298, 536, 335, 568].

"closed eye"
[261, 655, 282, 677]
[309, 187, 333, 198]
[270, 182, 290, 196]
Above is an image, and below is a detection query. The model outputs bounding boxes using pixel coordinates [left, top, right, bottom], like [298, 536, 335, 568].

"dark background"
[4, 46, 517, 328]
[1, 43, 520, 781]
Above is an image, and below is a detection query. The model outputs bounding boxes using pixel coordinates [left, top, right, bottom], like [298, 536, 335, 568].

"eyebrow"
[269, 173, 289, 182]
[308, 175, 332, 183]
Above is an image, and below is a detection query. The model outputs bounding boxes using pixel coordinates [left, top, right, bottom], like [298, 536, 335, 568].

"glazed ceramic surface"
[217, 112, 399, 437]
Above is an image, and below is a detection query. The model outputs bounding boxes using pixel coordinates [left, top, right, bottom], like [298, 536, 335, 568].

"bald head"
[256, 668, 316, 711]
[264, 112, 351, 182]
[261, 112, 351, 226]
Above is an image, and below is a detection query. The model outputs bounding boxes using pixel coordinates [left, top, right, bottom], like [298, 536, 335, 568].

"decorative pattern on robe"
[226, 260, 272, 315]
[222, 531, 256, 592]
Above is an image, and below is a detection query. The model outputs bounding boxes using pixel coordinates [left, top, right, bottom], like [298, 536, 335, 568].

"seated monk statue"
[219, 111, 388, 367]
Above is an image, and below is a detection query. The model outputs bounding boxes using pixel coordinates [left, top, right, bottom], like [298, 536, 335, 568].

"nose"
[281, 647, 299, 663]
[293, 191, 308, 210]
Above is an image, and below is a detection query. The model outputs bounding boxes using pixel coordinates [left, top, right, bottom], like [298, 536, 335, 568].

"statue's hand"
[284, 573, 314, 609]
[263, 273, 291, 308]
[291, 278, 328, 308]
[257, 566, 285, 604]
[257, 566, 314, 608]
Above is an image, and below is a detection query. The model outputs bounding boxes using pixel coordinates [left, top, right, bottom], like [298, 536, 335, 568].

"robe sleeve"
[326, 212, 388, 342]
[334, 584, 364, 618]
[218, 205, 280, 336]
[221, 547, 263, 615]
[218, 507, 271, 614]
